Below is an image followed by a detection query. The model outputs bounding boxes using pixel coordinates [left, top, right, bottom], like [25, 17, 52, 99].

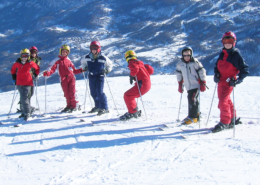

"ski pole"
[8, 85, 18, 118]
[233, 83, 236, 138]
[176, 86, 183, 122]
[198, 87, 201, 129]
[206, 83, 217, 127]
[104, 73, 119, 115]
[35, 80, 42, 115]
[45, 77, 47, 115]
[82, 71, 92, 113]
[135, 75, 147, 120]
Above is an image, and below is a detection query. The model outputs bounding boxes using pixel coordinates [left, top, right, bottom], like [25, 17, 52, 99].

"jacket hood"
[181, 46, 193, 60]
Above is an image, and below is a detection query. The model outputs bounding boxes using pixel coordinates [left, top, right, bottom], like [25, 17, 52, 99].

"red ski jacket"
[128, 59, 153, 82]
[11, 58, 40, 86]
[46, 55, 83, 81]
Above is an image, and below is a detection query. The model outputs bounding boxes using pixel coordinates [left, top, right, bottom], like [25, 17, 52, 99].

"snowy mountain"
[0, 75, 260, 184]
[1, 0, 260, 92]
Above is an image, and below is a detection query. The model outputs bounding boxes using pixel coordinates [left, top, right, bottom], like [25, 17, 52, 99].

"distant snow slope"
[0, 75, 259, 185]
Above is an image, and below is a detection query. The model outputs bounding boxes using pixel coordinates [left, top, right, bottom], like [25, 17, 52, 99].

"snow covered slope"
[1, 0, 260, 92]
[0, 75, 259, 184]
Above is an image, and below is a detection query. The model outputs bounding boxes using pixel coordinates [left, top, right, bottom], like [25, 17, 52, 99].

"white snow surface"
[0, 75, 260, 185]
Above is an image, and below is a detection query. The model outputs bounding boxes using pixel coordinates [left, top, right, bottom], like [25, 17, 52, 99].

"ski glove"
[129, 75, 135, 85]
[229, 78, 242, 87]
[178, 81, 183, 93]
[200, 80, 206, 92]
[214, 73, 220, 83]
[102, 69, 108, 75]
[32, 74, 38, 81]
[83, 66, 88, 72]
[43, 71, 50, 77]
[12, 80, 16, 85]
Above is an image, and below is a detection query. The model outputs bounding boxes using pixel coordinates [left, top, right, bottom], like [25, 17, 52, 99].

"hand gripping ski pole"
[8, 85, 18, 118]
[135, 75, 147, 120]
[104, 74, 119, 115]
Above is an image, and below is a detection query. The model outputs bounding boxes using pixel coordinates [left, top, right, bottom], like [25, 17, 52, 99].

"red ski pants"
[124, 80, 151, 114]
[217, 83, 236, 124]
[61, 76, 78, 109]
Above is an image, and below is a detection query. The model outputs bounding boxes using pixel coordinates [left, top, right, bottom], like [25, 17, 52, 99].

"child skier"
[11, 48, 40, 121]
[119, 50, 154, 121]
[176, 46, 206, 124]
[81, 41, 113, 116]
[43, 44, 84, 113]
[16, 46, 41, 114]
[212, 31, 249, 133]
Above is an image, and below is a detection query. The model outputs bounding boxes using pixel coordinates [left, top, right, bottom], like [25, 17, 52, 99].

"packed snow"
[0, 75, 260, 185]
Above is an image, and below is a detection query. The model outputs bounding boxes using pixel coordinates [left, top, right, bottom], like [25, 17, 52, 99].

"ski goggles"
[183, 55, 191, 57]
[222, 38, 235, 45]
[21, 54, 29, 58]
[90, 45, 99, 50]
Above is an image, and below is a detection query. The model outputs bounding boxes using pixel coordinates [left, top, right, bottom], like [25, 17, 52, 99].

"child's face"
[222, 37, 234, 49]
[91, 49, 97, 55]
[61, 50, 69, 56]
[21, 57, 28, 62]
[224, 43, 233, 49]
[31, 53, 37, 58]
[183, 51, 191, 62]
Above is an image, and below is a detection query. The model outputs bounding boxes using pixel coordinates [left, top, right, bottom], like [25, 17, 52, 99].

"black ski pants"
[187, 88, 199, 118]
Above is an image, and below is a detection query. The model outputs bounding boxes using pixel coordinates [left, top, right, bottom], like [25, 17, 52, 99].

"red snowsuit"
[215, 48, 249, 124]
[45, 55, 83, 109]
[124, 59, 153, 114]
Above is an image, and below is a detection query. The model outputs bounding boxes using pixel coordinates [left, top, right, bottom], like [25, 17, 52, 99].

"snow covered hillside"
[1, 0, 260, 92]
[0, 75, 260, 184]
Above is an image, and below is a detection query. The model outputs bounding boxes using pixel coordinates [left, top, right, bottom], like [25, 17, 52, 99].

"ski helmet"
[20, 48, 30, 60]
[125, 50, 137, 63]
[90, 41, 101, 53]
[59, 44, 70, 55]
[181, 46, 193, 58]
[30, 46, 38, 56]
[222, 31, 236, 47]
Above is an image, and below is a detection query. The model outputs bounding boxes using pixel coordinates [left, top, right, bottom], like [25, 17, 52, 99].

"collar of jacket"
[222, 47, 236, 53]
[16, 58, 30, 64]
[181, 57, 194, 63]
[90, 51, 101, 60]
[58, 55, 68, 60]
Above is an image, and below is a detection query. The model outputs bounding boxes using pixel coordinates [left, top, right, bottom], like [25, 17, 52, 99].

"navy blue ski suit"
[81, 52, 113, 110]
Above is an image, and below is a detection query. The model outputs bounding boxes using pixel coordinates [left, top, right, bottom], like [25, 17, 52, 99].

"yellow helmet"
[125, 50, 137, 62]
[20, 48, 30, 60]
[59, 44, 70, 55]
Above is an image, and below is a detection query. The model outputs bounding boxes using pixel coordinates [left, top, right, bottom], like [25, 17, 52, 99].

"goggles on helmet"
[21, 54, 29, 58]
[222, 38, 235, 45]
[90, 45, 99, 51]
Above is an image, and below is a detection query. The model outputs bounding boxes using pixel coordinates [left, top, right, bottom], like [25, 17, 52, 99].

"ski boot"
[18, 113, 25, 118]
[182, 117, 198, 125]
[68, 105, 81, 113]
[61, 107, 70, 113]
[88, 107, 100, 113]
[119, 110, 142, 121]
[228, 117, 242, 129]
[212, 122, 229, 133]
[24, 113, 31, 121]
[97, 109, 109, 116]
